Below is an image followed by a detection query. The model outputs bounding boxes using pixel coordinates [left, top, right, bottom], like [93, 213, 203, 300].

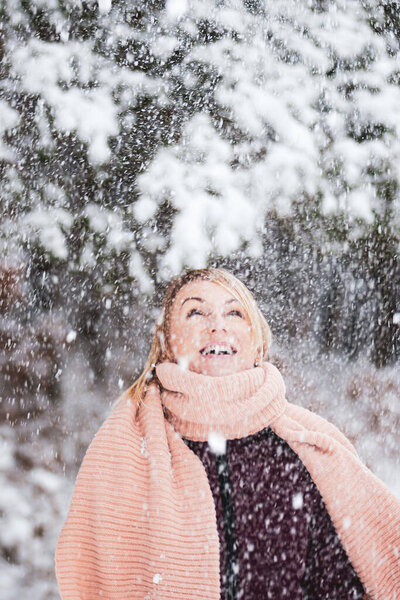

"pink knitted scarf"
[55, 362, 400, 600]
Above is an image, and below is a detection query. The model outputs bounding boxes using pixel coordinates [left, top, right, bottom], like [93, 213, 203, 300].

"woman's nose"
[207, 312, 227, 332]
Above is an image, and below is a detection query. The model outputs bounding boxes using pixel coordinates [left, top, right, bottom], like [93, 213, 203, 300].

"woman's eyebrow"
[181, 296, 204, 306]
[180, 297, 239, 308]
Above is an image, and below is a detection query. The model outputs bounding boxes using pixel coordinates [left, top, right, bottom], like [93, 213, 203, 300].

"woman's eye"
[186, 308, 203, 318]
[228, 310, 244, 318]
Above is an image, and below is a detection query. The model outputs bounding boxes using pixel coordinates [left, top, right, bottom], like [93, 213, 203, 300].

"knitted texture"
[55, 362, 400, 600]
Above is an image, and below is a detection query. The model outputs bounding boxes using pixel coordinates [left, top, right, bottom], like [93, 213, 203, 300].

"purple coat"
[185, 427, 365, 599]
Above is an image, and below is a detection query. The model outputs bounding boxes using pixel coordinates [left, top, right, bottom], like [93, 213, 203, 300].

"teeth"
[201, 344, 235, 356]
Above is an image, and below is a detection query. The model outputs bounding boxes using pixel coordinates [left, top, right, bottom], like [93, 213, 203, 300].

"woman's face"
[167, 279, 258, 376]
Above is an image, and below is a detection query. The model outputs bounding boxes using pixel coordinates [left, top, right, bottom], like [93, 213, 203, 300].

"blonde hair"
[114, 268, 272, 410]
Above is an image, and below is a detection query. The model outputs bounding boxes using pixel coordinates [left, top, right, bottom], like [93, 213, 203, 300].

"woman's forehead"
[173, 280, 243, 310]
[174, 279, 238, 304]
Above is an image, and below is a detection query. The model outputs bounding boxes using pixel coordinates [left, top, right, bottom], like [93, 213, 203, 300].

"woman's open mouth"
[199, 343, 237, 357]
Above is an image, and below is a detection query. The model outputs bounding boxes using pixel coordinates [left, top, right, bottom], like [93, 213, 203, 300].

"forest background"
[1, 1, 400, 598]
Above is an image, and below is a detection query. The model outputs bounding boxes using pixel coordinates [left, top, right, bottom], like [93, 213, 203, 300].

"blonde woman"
[55, 268, 400, 600]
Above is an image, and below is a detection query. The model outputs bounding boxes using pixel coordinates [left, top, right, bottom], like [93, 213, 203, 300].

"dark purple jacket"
[185, 427, 365, 600]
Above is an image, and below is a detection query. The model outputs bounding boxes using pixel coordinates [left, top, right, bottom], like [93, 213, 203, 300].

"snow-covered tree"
[1, 0, 400, 364]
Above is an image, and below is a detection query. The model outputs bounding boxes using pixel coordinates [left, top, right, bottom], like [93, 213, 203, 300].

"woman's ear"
[254, 346, 262, 367]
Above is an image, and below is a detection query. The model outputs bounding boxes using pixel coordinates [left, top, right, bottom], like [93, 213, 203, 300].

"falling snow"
[1, 0, 400, 598]
[208, 431, 227, 455]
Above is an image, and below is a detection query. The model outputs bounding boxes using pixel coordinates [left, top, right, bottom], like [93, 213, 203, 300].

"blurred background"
[1, 0, 400, 597]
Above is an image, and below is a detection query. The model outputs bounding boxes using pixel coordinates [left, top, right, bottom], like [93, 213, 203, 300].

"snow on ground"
[1, 342, 399, 599]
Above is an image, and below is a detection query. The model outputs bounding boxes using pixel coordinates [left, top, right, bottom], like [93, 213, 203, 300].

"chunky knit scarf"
[55, 362, 400, 600]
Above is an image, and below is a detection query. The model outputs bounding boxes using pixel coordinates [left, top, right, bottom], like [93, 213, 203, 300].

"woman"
[55, 268, 400, 600]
